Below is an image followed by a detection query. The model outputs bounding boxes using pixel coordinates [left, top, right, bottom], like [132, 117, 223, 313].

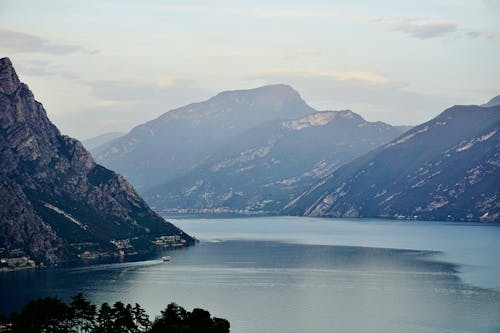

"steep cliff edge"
[0, 57, 193, 265]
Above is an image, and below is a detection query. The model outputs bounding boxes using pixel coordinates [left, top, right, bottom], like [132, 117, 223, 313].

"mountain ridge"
[283, 103, 500, 222]
[482, 95, 500, 108]
[92, 84, 316, 191]
[0, 57, 193, 265]
[146, 109, 407, 214]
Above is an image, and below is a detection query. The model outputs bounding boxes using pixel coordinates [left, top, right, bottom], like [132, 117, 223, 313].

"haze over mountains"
[0, 58, 192, 265]
[92, 85, 499, 222]
[82, 132, 124, 150]
[0, 55, 497, 262]
[146, 110, 406, 213]
[92, 85, 409, 213]
[92, 84, 315, 191]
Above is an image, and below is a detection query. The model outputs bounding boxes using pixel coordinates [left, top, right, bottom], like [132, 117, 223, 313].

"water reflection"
[1, 240, 499, 333]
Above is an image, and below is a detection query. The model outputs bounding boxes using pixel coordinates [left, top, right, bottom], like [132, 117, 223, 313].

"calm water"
[1, 217, 499, 333]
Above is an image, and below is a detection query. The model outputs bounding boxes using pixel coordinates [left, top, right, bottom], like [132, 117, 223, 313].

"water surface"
[1, 217, 499, 333]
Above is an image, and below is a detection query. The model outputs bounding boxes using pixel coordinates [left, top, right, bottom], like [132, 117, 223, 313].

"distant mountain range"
[82, 132, 124, 150]
[92, 83, 499, 222]
[146, 110, 407, 214]
[0, 58, 193, 265]
[284, 104, 500, 222]
[92, 85, 410, 214]
[92, 84, 315, 191]
[2, 56, 496, 270]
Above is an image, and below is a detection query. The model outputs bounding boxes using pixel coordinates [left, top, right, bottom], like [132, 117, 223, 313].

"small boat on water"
[162, 256, 171, 262]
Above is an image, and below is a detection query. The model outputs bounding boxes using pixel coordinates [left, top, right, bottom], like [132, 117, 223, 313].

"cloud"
[53, 78, 215, 139]
[241, 68, 454, 125]
[0, 29, 95, 54]
[488, 32, 500, 41]
[384, 19, 457, 39]
[482, 0, 500, 13]
[279, 49, 323, 60]
[15, 60, 80, 80]
[464, 31, 481, 39]
[374, 18, 480, 40]
[326, 70, 392, 84]
[243, 68, 393, 85]
[253, 9, 335, 19]
[84, 78, 210, 102]
[196, 48, 323, 61]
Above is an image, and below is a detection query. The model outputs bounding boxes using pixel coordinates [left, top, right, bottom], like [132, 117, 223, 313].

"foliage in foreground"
[1, 294, 229, 333]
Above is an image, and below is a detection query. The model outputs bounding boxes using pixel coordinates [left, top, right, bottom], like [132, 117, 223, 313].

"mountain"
[394, 125, 414, 133]
[146, 110, 406, 214]
[91, 84, 315, 191]
[284, 103, 500, 222]
[0, 58, 193, 265]
[82, 132, 124, 150]
[482, 95, 500, 108]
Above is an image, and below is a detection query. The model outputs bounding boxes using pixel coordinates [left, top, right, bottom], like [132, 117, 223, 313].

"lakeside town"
[0, 235, 188, 272]
[0, 248, 36, 272]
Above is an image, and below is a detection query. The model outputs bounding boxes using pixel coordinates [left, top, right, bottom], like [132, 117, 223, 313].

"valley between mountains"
[1, 56, 499, 269]
[91, 84, 499, 222]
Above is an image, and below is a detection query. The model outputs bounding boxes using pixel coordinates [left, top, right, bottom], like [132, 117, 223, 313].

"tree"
[7, 295, 229, 333]
[187, 308, 212, 333]
[112, 302, 137, 333]
[212, 318, 230, 333]
[161, 303, 188, 326]
[10, 296, 73, 333]
[94, 302, 114, 333]
[132, 303, 151, 332]
[70, 293, 97, 333]
[150, 303, 229, 333]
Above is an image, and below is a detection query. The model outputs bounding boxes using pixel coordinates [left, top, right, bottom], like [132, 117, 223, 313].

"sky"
[1, 0, 499, 140]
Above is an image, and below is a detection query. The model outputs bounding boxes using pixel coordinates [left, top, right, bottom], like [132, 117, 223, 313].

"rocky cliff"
[284, 103, 500, 222]
[0, 57, 193, 265]
[146, 110, 406, 214]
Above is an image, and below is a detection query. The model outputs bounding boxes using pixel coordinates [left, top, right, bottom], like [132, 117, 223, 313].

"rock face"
[92, 84, 316, 191]
[0, 58, 193, 264]
[146, 110, 406, 213]
[93, 84, 408, 214]
[284, 103, 500, 222]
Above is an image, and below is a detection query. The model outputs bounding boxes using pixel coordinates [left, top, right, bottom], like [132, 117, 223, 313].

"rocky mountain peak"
[208, 84, 313, 116]
[0, 58, 193, 265]
[335, 110, 365, 122]
[213, 84, 299, 100]
[0, 57, 22, 95]
[92, 83, 316, 189]
[438, 104, 496, 122]
[282, 110, 363, 131]
[284, 103, 499, 222]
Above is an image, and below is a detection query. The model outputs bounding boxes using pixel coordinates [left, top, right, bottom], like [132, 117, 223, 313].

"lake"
[1, 217, 499, 333]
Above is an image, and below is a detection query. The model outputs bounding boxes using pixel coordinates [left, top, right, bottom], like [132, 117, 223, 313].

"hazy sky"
[1, 0, 499, 139]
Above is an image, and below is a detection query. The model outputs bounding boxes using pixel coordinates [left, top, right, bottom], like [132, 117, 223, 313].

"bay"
[1, 217, 499, 333]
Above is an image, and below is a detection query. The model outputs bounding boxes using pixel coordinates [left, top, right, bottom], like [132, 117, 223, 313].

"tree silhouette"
[150, 303, 230, 333]
[95, 302, 114, 333]
[6, 295, 229, 333]
[70, 293, 97, 333]
[132, 303, 151, 332]
[10, 296, 73, 333]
